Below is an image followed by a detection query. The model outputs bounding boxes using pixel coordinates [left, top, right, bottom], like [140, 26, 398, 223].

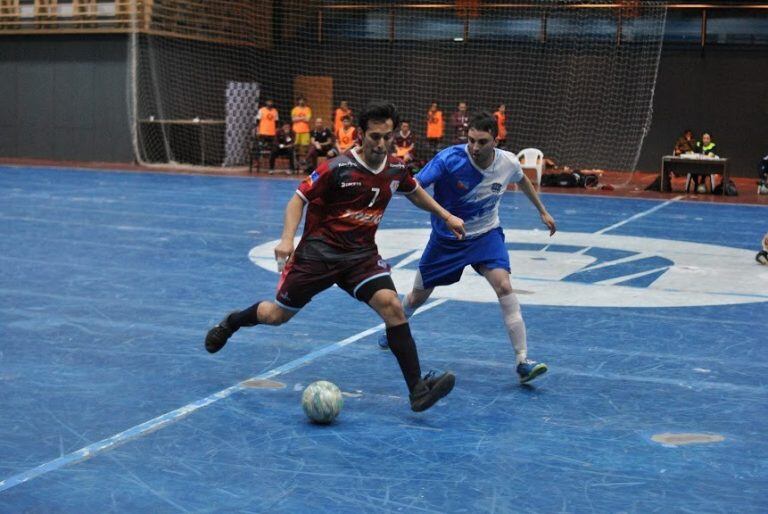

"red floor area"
[2, 157, 766, 206]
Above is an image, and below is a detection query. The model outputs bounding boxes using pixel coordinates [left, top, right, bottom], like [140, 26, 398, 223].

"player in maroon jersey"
[205, 101, 465, 413]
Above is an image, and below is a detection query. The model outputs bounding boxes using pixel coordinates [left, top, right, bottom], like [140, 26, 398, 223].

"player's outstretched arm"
[274, 193, 306, 263]
[517, 175, 557, 236]
[406, 187, 466, 239]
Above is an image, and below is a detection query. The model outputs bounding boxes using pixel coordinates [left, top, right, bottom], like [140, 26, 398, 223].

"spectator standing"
[256, 99, 279, 148]
[494, 104, 507, 149]
[426, 102, 444, 156]
[291, 96, 312, 166]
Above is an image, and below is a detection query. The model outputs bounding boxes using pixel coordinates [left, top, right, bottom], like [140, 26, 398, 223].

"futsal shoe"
[409, 370, 455, 412]
[377, 333, 389, 349]
[204, 312, 237, 353]
[516, 359, 548, 384]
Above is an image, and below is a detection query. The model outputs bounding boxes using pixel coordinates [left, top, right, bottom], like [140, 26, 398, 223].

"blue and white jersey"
[417, 144, 524, 239]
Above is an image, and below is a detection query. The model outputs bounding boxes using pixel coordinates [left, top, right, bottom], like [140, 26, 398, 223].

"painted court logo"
[249, 229, 768, 308]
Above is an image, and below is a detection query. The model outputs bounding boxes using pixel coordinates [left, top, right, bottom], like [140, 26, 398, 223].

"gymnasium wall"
[0, 35, 766, 176]
[637, 46, 768, 177]
[0, 35, 133, 163]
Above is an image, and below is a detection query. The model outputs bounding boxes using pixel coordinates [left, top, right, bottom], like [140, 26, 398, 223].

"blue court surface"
[1, 165, 766, 513]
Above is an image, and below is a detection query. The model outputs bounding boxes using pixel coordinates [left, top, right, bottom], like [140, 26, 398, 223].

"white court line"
[593, 195, 684, 235]
[593, 266, 671, 286]
[0, 298, 449, 493]
[573, 195, 685, 256]
[392, 250, 423, 270]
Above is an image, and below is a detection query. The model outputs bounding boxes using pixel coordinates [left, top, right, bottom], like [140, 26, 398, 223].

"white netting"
[128, 1, 667, 173]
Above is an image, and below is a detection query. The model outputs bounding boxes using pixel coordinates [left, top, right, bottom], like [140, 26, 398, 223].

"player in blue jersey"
[378, 112, 557, 384]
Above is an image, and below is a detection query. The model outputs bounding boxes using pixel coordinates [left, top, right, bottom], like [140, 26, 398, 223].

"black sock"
[387, 322, 422, 392]
[227, 302, 262, 330]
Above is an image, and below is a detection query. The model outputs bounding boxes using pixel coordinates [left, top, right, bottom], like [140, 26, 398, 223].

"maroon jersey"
[295, 149, 418, 260]
[451, 111, 469, 143]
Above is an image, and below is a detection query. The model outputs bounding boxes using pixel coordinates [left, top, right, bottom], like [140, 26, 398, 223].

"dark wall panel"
[638, 47, 768, 177]
[0, 35, 132, 163]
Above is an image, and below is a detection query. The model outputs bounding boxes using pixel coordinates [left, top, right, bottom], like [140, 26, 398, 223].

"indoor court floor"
[1, 165, 766, 512]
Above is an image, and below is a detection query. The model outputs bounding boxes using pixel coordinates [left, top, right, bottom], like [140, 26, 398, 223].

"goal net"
[128, 0, 667, 175]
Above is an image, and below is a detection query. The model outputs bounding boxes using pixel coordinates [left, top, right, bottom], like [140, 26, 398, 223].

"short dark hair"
[358, 101, 399, 134]
[469, 112, 498, 138]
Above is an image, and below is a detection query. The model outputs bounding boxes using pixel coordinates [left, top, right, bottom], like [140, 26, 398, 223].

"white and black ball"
[301, 381, 343, 424]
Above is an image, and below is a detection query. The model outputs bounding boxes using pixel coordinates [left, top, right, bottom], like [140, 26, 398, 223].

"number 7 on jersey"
[368, 187, 380, 207]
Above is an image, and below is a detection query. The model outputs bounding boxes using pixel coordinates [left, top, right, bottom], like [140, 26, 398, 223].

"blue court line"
[0, 298, 449, 493]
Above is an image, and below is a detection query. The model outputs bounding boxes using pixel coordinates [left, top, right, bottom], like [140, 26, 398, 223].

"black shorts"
[274, 252, 392, 311]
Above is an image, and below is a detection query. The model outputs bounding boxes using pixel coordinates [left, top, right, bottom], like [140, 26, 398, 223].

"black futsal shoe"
[205, 313, 237, 354]
[409, 370, 455, 412]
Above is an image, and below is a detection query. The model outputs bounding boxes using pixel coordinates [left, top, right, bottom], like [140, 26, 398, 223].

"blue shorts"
[418, 227, 510, 289]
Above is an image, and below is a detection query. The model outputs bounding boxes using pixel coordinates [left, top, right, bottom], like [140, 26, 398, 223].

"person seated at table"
[674, 129, 696, 156]
[696, 132, 718, 157]
[688, 132, 719, 193]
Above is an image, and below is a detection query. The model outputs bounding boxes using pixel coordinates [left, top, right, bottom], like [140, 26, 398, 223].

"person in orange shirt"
[494, 103, 507, 149]
[426, 102, 444, 157]
[330, 115, 357, 157]
[291, 96, 312, 163]
[334, 100, 352, 134]
[255, 99, 279, 148]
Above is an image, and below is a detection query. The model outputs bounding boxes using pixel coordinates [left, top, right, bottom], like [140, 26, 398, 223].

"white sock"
[499, 293, 527, 365]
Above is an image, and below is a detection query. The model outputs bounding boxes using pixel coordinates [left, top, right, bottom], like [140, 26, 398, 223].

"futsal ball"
[696, 184, 707, 194]
[301, 381, 343, 424]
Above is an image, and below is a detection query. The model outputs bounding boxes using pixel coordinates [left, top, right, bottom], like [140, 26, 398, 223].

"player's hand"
[274, 239, 294, 271]
[541, 212, 557, 236]
[446, 214, 466, 240]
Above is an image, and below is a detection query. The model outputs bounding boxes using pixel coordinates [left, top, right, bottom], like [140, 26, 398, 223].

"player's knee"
[260, 304, 294, 325]
[493, 283, 514, 297]
[384, 294, 406, 319]
[372, 291, 407, 324]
